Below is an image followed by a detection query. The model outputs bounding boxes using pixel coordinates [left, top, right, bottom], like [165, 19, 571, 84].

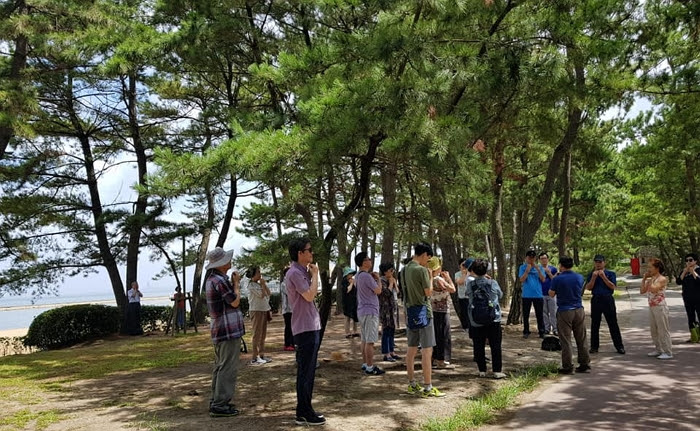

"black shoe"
[575, 364, 591, 373]
[616, 348, 626, 355]
[365, 366, 386, 375]
[557, 367, 574, 375]
[539, 333, 545, 339]
[210, 405, 240, 417]
[523, 333, 530, 339]
[589, 348, 598, 354]
[295, 415, 327, 426]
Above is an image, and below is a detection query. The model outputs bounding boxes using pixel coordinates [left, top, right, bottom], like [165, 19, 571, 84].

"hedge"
[24, 304, 121, 350]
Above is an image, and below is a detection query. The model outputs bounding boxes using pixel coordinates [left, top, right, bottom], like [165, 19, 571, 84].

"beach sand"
[0, 328, 28, 338]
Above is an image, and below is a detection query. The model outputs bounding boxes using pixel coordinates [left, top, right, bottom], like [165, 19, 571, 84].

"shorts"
[407, 318, 436, 348]
[359, 314, 379, 343]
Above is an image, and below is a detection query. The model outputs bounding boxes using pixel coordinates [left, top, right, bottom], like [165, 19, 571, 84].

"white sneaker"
[493, 372, 507, 379]
[647, 351, 661, 357]
[657, 353, 673, 360]
[251, 356, 267, 365]
[478, 371, 486, 377]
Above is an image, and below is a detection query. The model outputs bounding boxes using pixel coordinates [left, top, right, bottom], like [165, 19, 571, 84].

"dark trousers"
[682, 294, 700, 330]
[459, 298, 470, 331]
[590, 295, 624, 350]
[283, 313, 294, 347]
[294, 330, 320, 419]
[432, 311, 452, 361]
[126, 302, 143, 335]
[522, 297, 545, 336]
[381, 326, 395, 354]
[472, 322, 502, 372]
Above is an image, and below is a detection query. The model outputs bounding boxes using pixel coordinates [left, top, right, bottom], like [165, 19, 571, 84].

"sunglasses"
[686, 258, 695, 262]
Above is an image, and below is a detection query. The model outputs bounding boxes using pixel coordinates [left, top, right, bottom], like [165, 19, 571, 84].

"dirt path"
[29, 291, 637, 431]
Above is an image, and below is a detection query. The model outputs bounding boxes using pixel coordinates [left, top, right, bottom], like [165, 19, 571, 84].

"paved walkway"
[482, 278, 700, 431]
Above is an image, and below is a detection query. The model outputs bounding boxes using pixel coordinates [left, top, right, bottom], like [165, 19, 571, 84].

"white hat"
[205, 247, 234, 270]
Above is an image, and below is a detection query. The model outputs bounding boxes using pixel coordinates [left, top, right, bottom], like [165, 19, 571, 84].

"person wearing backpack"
[466, 258, 505, 379]
[549, 256, 591, 374]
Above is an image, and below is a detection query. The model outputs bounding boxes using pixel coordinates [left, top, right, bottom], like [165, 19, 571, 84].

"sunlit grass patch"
[0, 408, 65, 430]
[131, 412, 169, 431]
[420, 363, 557, 431]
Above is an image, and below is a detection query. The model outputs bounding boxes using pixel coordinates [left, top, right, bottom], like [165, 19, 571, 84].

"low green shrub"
[24, 304, 120, 350]
[140, 305, 171, 332]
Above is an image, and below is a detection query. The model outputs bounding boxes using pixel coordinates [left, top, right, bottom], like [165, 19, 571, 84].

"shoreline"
[0, 295, 173, 312]
[0, 328, 28, 338]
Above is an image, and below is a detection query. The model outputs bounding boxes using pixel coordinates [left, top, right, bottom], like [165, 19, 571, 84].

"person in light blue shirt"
[518, 250, 545, 339]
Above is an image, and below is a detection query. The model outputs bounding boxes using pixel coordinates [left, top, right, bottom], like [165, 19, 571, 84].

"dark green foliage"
[140, 305, 171, 332]
[23, 305, 120, 350]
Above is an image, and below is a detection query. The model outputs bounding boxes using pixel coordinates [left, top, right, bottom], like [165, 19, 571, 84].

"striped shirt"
[206, 269, 245, 343]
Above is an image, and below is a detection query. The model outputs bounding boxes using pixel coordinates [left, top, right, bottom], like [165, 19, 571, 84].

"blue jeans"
[294, 330, 320, 418]
[381, 326, 395, 354]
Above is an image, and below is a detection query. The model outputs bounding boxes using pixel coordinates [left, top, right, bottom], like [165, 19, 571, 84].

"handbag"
[406, 304, 429, 330]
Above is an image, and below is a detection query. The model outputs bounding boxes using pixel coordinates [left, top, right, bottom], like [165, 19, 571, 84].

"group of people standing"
[202, 236, 700, 425]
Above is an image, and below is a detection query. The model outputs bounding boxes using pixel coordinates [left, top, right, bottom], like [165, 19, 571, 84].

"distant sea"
[0, 284, 177, 332]
[0, 279, 282, 332]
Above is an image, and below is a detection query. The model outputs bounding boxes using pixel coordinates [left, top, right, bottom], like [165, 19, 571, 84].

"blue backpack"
[471, 279, 497, 325]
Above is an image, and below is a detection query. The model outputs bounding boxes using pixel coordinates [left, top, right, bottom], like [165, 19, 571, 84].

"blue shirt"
[550, 270, 584, 312]
[519, 264, 544, 298]
[540, 265, 558, 296]
[586, 269, 616, 296]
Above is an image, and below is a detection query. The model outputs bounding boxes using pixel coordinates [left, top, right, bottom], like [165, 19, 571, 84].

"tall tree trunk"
[0, 1, 28, 160]
[557, 150, 572, 257]
[124, 72, 149, 287]
[380, 158, 398, 262]
[491, 140, 508, 304]
[216, 175, 237, 247]
[67, 75, 124, 313]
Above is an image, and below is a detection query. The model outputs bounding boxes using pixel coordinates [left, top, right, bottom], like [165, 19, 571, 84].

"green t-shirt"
[403, 260, 432, 314]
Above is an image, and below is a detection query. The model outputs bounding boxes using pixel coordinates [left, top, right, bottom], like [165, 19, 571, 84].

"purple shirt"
[285, 261, 321, 336]
[356, 271, 379, 317]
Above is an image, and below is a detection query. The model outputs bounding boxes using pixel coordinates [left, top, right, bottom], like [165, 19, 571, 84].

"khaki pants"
[557, 307, 590, 370]
[251, 310, 269, 359]
[649, 304, 672, 355]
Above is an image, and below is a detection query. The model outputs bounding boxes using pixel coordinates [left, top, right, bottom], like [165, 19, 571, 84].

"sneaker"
[421, 387, 446, 398]
[575, 364, 591, 373]
[295, 415, 326, 426]
[251, 357, 266, 365]
[210, 405, 240, 417]
[383, 356, 396, 362]
[365, 366, 386, 375]
[493, 372, 507, 379]
[657, 353, 673, 360]
[284, 346, 295, 351]
[391, 354, 402, 360]
[589, 348, 598, 354]
[478, 371, 486, 377]
[557, 367, 574, 375]
[261, 356, 272, 363]
[361, 363, 367, 371]
[406, 383, 423, 395]
[647, 351, 661, 357]
[523, 333, 530, 339]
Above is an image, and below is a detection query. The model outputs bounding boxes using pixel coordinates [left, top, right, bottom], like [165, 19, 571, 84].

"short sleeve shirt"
[285, 261, 321, 336]
[403, 260, 432, 314]
[550, 270, 584, 312]
[206, 269, 245, 343]
[586, 269, 616, 296]
[356, 271, 380, 317]
[519, 264, 544, 298]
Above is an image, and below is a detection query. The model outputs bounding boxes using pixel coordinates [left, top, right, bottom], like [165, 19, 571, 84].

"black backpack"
[541, 336, 562, 351]
[470, 279, 497, 325]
